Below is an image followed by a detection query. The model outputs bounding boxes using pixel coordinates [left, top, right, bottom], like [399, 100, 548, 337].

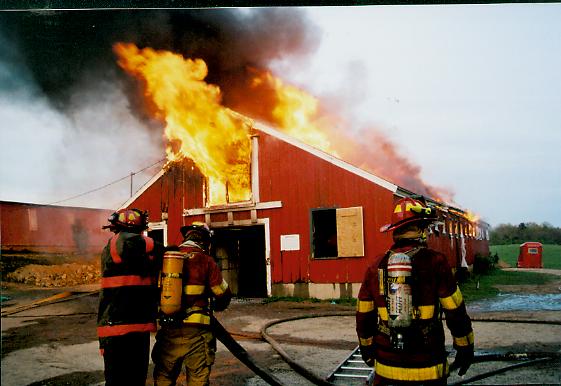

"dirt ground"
[1, 259, 560, 386]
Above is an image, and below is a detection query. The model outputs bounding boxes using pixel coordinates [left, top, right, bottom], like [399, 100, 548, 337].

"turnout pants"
[102, 332, 151, 386]
[152, 324, 216, 386]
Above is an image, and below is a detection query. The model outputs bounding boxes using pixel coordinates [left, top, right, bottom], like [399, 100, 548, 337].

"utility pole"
[130, 172, 134, 197]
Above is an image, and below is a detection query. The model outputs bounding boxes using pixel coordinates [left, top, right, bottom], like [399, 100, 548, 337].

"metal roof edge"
[119, 169, 166, 210]
[251, 120, 398, 194]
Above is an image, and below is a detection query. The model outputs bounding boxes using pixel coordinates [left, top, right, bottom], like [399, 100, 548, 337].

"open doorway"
[212, 225, 267, 298]
[148, 221, 167, 246]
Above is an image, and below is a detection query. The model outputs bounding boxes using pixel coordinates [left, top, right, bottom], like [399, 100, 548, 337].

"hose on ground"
[4, 293, 560, 385]
[260, 312, 561, 386]
[448, 356, 557, 386]
[261, 313, 353, 386]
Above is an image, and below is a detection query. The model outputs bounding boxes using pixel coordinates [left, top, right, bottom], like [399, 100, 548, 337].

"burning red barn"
[122, 121, 490, 299]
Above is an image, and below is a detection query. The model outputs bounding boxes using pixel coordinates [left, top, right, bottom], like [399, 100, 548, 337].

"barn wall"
[126, 160, 206, 246]
[0, 201, 111, 254]
[256, 131, 395, 286]
[120, 128, 490, 299]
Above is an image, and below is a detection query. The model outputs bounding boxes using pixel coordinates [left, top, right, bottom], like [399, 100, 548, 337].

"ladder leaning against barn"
[327, 346, 374, 385]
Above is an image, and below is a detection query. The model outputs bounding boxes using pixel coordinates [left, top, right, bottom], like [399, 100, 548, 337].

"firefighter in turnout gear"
[356, 197, 474, 385]
[152, 221, 232, 386]
[97, 208, 165, 386]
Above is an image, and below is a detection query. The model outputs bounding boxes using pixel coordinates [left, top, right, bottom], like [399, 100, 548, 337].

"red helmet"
[380, 197, 436, 233]
[103, 208, 148, 231]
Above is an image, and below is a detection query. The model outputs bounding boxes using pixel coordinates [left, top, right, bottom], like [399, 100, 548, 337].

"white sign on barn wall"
[280, 234, 300, 251]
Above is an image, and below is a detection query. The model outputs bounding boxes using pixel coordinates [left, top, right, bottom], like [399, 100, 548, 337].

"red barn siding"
[127, 160, 206, 246]
[1, 201, 111, 254]
[120, 124, 490, 298]
[256, 131, 395, 285]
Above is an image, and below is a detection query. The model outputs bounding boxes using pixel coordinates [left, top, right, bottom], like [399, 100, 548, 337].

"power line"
[47, 158, 166, 205]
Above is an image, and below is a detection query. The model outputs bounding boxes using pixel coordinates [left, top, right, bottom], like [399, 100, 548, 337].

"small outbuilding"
[517, 242, 543, 268]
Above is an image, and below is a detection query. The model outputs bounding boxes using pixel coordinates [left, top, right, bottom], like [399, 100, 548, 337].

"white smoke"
[0, 41, 165, 209]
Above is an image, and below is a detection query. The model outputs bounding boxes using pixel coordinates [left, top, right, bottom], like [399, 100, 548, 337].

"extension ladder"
[327, 346, 374, 385]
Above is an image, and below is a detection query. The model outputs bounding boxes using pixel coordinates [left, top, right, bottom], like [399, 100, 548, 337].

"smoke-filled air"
[0, 8, 452, 209]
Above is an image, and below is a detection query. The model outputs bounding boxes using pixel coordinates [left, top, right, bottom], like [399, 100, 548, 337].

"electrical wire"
[46, 158, 166, 205]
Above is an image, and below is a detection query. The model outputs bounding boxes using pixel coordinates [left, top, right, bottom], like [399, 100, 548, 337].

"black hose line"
[260, 313, 349, 386]
[260, 312, 561, 386]
[4, 294, 560, 385]
[448, 357, 555, 386]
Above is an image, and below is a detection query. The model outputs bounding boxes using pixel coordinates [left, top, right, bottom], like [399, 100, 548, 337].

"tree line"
[490, 222, 561, 245]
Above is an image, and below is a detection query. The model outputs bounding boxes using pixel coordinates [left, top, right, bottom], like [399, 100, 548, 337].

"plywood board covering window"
[336, 207, 364, 257]
[311, 206, 364, 258]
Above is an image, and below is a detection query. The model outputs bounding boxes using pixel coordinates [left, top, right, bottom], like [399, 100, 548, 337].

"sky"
[0, 4, 560, 228]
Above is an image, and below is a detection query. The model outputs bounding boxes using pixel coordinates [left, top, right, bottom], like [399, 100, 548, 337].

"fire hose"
[3, 294, 560, 385]
[260, 312, 561, 386]
[211, 315, 285, 386]
[2, 290, 286, 385]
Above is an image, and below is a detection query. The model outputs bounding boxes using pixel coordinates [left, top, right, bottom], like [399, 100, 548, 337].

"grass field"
[459, 268, 559, 302]
[490, 244, 561, 269]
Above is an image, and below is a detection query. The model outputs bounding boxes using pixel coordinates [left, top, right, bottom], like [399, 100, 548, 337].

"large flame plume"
[114, 43, 252, 205]
[115, 42, 453, 207]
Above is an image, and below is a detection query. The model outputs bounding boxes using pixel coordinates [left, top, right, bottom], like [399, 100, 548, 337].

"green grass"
[459, 268, 560, 302]
[490, 244, 561, 269]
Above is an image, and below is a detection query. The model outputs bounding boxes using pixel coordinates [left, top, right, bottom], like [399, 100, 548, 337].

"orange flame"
[113, 43, 252, 205]
[249, 70, 336, 154]
[464, 210, 480, 223]
[114, 43, 455, 208]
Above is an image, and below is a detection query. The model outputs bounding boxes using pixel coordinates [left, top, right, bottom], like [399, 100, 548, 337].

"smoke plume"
[0, 8, 450, 206]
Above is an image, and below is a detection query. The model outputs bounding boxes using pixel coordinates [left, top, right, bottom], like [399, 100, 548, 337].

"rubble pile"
[7, 262, 101, 287]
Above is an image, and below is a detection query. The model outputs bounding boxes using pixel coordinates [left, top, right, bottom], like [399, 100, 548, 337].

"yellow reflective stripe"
[183, 313, 211, 325]
[211, 279, 229, 296]
[440, 287, 464, 310]
[378, 269, 385, 294]
[357, 300, 375, 313]
[454, 331, 475, 346]
[378, 307, 389, 321]
[359, 337, 373, 346]
[414, 305, 435, 319]
[184, 285, 205, 295]
[375, 360, 448, 381]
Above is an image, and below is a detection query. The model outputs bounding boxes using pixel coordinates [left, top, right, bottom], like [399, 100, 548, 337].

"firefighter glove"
[360, 344, 375, 367]
[452, 344, 474, 376]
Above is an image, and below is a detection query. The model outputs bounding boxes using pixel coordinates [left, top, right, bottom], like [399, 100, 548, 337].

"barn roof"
[121, 120, 411, 210]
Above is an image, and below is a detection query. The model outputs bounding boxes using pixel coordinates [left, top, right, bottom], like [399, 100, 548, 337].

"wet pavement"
[469, 293, 561, 312]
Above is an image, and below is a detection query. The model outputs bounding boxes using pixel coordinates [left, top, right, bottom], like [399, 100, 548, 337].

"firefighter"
[356, 197, 474, 385]
[97, 208, 165, 386]
[152, 221, 232, 386]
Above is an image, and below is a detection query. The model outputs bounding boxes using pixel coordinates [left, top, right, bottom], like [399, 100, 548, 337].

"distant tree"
[490, 222, 561, 245]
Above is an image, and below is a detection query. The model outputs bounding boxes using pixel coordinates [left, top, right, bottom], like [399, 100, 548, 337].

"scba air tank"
[387, 252, 413, 328]
[160, 251, 185, 315]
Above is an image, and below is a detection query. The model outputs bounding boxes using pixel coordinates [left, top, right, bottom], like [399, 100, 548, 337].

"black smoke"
[0, 8, 320, 111]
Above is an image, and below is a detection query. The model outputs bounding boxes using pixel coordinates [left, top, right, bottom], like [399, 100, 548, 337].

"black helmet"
[180, 221, 213, 250]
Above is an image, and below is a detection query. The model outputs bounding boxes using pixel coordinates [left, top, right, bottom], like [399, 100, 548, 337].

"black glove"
[359, 344, 375, 367]
[452, 344, 474, 376]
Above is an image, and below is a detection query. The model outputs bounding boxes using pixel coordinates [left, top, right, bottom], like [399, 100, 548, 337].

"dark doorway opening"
[148, 228, 164, 245]
[212, 225, 267, 298]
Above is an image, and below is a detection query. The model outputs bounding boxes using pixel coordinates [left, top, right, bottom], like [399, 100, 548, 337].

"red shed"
[122, 122, 489, 299]
[0, 201, 112, 255]
[517, 242, 543, 268]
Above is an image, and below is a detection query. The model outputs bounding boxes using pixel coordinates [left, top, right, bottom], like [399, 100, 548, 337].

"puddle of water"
[468, 293, 561, 312]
